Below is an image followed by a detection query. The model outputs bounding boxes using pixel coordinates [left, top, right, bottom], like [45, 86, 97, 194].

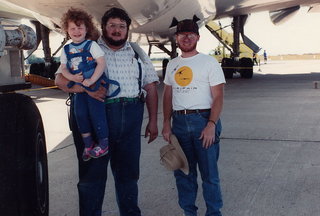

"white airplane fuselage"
[1, 0, 320, 38]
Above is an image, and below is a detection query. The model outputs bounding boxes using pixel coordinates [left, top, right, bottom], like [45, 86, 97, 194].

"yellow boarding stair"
[205, 20, 260, 60]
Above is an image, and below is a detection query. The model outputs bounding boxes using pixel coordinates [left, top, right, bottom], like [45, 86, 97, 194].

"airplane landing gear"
[239, 57, 253, 79]
[221, 57, 253, 79]
[221, 58, 235, 79]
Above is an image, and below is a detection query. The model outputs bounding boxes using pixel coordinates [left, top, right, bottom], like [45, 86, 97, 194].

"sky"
[197, 7, 320, 56]
[29, 6, 320, 58]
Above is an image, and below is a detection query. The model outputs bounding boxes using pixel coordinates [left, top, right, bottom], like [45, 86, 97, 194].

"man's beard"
[177, 42, 197, 53]
[103, 30, 128, 46]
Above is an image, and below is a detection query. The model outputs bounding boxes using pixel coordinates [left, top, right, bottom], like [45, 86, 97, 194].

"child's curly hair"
[61, 7, 100, 41]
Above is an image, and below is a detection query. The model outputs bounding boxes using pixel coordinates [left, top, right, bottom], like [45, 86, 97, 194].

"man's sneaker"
[82, 147, 94, 161]
[89, 145, 109, 158]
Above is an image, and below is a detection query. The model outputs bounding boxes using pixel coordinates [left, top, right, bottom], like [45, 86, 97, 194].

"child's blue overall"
[64, 40, 119, 140]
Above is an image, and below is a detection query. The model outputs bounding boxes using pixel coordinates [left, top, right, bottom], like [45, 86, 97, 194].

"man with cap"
[162, 16, 226, 216]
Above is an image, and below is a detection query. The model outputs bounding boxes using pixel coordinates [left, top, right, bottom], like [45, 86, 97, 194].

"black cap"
[169, 15, 200, 35]
[176, 19, 199, 34]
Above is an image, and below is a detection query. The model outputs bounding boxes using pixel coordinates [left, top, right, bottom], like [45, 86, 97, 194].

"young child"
[60, 7, 109, 161]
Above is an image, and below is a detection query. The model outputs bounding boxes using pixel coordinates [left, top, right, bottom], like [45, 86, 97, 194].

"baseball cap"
[170, 15, 200, 35]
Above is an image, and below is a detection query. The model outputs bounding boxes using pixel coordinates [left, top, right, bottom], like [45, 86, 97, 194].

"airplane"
[2, 0, 320, 79]
[1, 0, 320, 215]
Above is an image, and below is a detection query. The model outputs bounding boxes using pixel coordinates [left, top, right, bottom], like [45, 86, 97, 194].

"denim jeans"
[74, 92, 108, 139]
[70, 99, 109, 216]
[172, 111, 223, 216]
[106, 100, 144, 216]
[70, 98, 144, 216]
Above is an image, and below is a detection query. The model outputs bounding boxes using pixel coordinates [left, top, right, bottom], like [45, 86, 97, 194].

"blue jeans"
[70, 98, 109, 216]
[106, 100, 144, 216]
[71, 97, 144, 216]
[74, 92, 108, 139]
[172, 111, 223, 216]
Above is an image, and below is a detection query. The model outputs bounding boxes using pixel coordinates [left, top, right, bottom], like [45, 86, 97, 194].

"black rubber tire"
[0, 93, 49, 216]
[239, 57, 253, 79]
[38, 63, 46, 77]
[221, 58, 234, 79]
[30, 63, 40, 75]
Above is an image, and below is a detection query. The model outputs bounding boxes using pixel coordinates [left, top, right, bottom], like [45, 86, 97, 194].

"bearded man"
[55, 7, 159, 216]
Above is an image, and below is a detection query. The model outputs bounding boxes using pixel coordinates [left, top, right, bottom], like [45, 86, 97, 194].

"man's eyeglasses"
[177, 33, 198, 40]
[106, 23, 127, 31]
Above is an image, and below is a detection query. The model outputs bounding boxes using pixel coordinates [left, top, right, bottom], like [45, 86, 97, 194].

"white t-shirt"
[164, 53, 225, 110]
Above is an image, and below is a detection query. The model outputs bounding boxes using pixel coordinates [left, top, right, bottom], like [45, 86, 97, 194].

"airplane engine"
[0, 23, 36, 91]
[0, 21, 49, 216]
[270, 5, 300, 25]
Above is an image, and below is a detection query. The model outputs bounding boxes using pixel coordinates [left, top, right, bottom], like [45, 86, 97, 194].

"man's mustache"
[111, 32, 121, 36]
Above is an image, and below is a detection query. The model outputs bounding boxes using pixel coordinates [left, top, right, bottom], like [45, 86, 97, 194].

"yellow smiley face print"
[174, 66, 193, 86]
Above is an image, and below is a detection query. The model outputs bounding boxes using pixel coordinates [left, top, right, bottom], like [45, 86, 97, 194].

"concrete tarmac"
[22, 59, 320, 216]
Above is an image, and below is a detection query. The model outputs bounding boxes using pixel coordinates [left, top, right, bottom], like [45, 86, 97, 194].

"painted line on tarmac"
[221, 136, 320, 143]
[15, 85, 58, 93]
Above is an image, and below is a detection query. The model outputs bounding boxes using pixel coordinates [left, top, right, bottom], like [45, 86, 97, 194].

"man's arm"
[162, 84, 173, 142]
[55, 72, 107, 102]
[60, 64, 83, 83]
[55, 73, 83, 93]
[200, 83, 224, 148]
[144, 82, 158, 143]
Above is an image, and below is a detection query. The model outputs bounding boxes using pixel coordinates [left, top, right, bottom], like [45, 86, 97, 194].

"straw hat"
[160, 134, 189, 175]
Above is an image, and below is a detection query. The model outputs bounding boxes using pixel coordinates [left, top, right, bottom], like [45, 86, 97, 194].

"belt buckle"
[183, 109, 187, 115]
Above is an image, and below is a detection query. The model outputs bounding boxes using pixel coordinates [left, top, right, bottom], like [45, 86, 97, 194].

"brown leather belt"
[173, 109, 211, 115]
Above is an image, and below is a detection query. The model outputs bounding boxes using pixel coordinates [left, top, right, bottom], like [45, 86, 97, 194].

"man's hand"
[145, 120, 158, 143]
[85, 80, 107, 102]
[199, 123, 215, 149]
[55, 73, 83, 93]
[144, 82, 158, 143]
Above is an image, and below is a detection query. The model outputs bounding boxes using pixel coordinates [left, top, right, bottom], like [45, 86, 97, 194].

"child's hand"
[73, 73, 83, 83]
[82, 79, 93, 87]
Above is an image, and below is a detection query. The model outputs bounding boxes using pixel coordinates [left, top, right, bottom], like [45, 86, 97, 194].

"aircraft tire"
[240, 57, 253, 79]
[0, 93, 49, 216]
[221, 58, 234, 79]
[30, 63, 41, 75]
[38, 63, 46, 77]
